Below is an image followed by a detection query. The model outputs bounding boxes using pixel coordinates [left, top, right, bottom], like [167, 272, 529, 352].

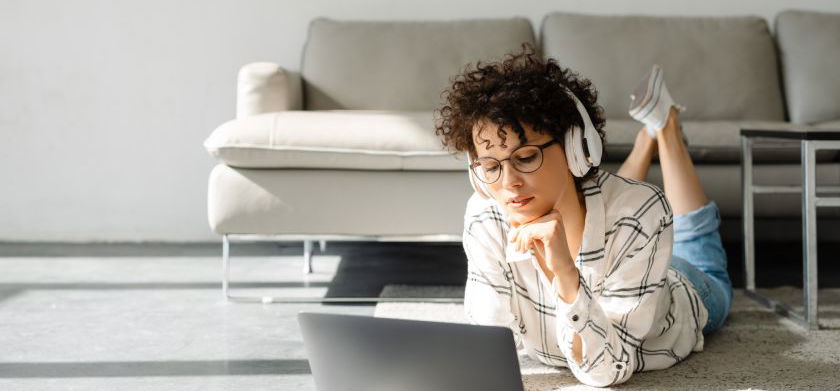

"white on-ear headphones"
[466, 85, 603, 200]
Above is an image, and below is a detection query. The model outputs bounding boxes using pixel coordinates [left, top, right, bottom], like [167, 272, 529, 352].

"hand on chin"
[508, 205, 552, 227]
[502, 195, 549, 225]
[507, 209, 537, 227]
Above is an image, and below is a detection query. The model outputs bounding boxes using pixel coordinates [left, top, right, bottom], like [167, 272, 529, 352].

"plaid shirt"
[462, 168, 708, 387]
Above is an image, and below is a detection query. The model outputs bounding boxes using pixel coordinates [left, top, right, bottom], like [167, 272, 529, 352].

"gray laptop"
[297, 311, 525, 391]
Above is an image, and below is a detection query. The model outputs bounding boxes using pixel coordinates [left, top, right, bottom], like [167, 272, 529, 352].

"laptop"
[297, 311, 525, 391]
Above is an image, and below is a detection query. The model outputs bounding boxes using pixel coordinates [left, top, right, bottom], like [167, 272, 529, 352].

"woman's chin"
[507, 205, 550, 224]
[507, 209, 534, 224]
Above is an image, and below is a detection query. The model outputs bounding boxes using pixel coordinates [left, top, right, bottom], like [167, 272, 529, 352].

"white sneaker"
[628, 64, 687, 143]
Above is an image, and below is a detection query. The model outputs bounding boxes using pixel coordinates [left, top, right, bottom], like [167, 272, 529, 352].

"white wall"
[2, 0, 839, 242]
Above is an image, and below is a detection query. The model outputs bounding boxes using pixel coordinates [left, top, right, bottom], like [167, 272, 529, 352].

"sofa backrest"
[540, 12, 786, 121]
[775, 9, 840, 124]
[300, 17, 535, 111]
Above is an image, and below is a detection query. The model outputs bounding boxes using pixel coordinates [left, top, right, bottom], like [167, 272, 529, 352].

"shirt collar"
[496, 170, 606, 264]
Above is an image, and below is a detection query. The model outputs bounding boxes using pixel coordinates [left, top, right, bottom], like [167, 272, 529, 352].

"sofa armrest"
[236, 62, 303, 118]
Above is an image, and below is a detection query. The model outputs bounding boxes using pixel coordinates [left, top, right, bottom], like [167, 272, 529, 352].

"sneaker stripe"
[628, 65, 662, 117]
[640, 65, 660, 110]
[629, 69, 657, 114]
[634, 66, 662, 117]
[634, 66, 664, 119]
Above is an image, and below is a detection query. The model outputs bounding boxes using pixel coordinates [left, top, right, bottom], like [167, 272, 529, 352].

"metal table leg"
[741, 136, 822, 330]
[801, 140, 819, 330]
[741, 136, 755, 292]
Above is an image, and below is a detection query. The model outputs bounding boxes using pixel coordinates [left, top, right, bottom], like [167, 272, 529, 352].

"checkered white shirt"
[462, 168, 708, 387]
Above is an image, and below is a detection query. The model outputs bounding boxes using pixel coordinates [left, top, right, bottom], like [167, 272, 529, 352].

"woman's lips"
[509, 196, 534, 208]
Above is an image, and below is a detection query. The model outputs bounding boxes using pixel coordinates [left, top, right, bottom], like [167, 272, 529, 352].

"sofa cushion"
[203, 110, 467, 170]
[776, 10, 840, 124]
[204, 111, 836, 170]
[602, 120, 837, 163]
[540, 12, 786, 121]
[301, 17, 535, 111]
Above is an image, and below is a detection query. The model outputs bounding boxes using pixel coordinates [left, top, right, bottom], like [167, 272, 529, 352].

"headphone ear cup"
[561, 85, 602, 176]
[583, 124, 603, 167]
[565, 125, 586, 177]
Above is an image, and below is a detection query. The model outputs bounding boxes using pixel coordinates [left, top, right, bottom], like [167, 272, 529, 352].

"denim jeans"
[668, 199, 734, 335]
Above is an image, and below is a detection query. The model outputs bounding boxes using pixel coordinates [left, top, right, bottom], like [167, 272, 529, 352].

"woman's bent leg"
[658, 107, 709, 215]
[669, 200, 734, 335]
[655, 106, 731, 333]
[617, 126, 657, 182]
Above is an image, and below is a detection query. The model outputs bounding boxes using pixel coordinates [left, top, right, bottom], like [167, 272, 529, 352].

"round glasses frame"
[470, 139, 560, 184]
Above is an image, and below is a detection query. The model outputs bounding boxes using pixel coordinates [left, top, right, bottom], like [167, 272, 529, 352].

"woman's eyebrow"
[477, 139, 531, 159]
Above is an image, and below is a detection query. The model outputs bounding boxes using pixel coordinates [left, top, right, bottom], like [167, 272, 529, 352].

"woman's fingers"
[519, 231, 532, 253]
[512, 229, 520, 251]
[532, 239, 545, 259]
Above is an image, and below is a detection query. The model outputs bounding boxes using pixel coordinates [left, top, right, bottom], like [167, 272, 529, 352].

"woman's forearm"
[546, 242, 579, 304]
[548, 244, 584, 365]
[553, 266, 580, 305]
[550, 266, 583, 364]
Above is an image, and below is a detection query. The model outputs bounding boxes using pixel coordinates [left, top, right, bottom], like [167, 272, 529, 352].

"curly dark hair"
[434, 42, 608, 192]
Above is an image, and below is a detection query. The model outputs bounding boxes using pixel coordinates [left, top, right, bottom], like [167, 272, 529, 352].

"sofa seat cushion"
[204, 111, 838, 170]
[602, 120, 837, 163]
[204, 110, 467, 170]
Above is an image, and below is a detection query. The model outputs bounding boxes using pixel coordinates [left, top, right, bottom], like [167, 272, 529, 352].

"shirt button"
[616, 363, 623, 370]
[572, 314, 579, 321]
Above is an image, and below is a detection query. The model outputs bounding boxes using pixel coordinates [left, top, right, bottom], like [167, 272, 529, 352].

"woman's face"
[471, 119, 574, 225]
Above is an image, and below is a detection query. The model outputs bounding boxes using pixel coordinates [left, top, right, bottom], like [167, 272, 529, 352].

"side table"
[741, 127, 840, 330]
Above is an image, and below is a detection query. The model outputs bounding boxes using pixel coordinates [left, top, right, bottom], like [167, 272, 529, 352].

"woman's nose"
[499, 161, 523, 187]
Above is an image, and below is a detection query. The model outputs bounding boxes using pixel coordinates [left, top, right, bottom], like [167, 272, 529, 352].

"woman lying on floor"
[433, 43, 734, 387]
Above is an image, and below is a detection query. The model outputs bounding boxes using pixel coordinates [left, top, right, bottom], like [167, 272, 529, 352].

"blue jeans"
[668, 200, 734, 335]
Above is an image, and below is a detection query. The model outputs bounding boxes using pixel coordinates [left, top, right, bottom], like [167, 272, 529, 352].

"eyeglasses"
[470, 139, 560, 184]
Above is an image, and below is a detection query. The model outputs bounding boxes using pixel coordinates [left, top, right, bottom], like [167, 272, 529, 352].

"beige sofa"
[204, 11, 840, 302]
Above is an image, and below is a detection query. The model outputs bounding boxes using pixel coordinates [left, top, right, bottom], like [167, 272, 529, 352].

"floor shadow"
[0, 359, 311, 378]
[0, 282, 330, 305]
[0, 282, 329, 290]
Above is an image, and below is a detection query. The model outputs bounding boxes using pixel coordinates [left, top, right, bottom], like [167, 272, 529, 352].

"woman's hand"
[509, 197, 583, 361]
[507, 199, 575, 277]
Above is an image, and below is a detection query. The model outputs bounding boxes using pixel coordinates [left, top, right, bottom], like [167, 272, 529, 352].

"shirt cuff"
[553, 272, 591, 334]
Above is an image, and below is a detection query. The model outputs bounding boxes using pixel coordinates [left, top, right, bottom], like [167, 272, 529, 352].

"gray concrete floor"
[0, 242, 376, 390]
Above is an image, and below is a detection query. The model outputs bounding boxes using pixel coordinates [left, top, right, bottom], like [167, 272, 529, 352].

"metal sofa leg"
[219, 234, 463, 304]
[303, 240, 313, 274]
[302, 240, 327, 274]
[222, 234, 231, 299]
